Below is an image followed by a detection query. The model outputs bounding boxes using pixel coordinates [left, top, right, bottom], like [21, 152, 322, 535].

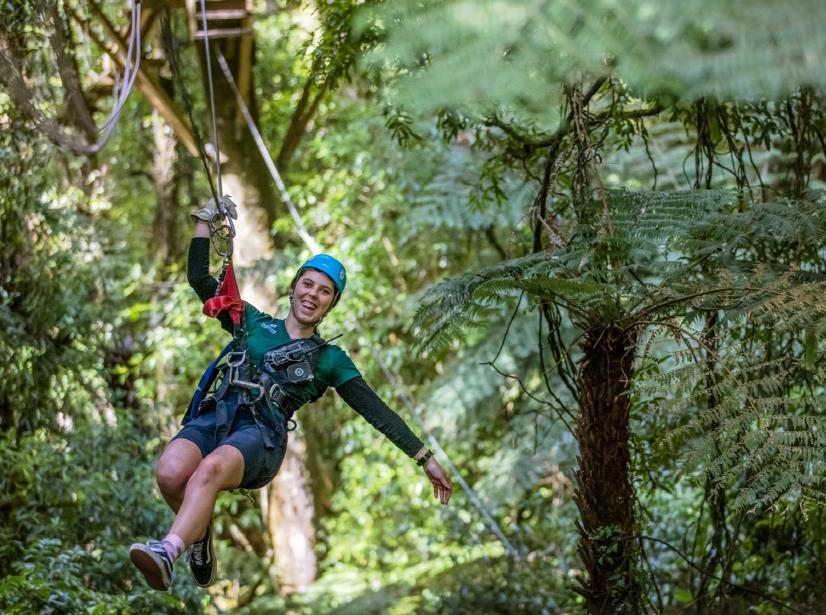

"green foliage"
[642, 281, 826, 507]
[0, 425, 207, 613]
[364, 0, 826, 124]
[316, 554, 575, 614]
[5, 0, 826, 612]
[0, 123, 106, 436]
[251, 48, 581, 606]
[412, 189, 731, 342]
[363, 9, 826, 600]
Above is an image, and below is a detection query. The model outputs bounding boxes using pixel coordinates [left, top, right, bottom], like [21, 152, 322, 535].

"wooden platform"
[186, 0, 254, 40]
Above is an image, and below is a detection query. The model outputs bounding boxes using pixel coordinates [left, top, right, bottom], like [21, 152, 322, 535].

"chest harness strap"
[188, 333, 340, 439]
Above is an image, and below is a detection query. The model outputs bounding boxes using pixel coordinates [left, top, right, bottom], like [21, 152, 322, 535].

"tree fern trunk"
[574, 322, 644, 613]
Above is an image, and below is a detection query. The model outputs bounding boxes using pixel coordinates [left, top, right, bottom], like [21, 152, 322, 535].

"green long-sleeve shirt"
[187, 237, 424, 458]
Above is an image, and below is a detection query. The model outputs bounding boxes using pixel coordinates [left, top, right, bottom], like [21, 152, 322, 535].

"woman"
[129, 200, 453, 591]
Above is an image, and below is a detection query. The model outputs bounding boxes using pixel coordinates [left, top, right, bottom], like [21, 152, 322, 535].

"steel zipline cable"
[161, 2, 236, 260]
[213, 49, 521, 560]
[197, 0, 224, 202]
[196, 0, 237, 259]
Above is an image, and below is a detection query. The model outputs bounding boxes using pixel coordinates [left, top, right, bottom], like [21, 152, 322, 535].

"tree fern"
[415, 188, 761, 347]
[415, 181, 826, 517]
[413, 251, 612, 349]
[358, 1, 826, 605]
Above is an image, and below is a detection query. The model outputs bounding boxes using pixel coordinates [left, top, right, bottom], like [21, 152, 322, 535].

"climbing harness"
[166, 26, 521, 559]
[166, 0, 520, 560]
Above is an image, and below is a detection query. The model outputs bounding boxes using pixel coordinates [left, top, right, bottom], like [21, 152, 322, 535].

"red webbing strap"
[203, 263, 243, 325]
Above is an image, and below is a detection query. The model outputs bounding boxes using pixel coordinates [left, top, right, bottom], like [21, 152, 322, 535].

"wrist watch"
[417, 449, 434, 466]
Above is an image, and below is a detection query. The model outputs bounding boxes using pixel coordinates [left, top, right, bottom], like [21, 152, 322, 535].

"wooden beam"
[183, 0, 255, 131]
[197, 8, 248, 19]
[191, 26, 253, 39]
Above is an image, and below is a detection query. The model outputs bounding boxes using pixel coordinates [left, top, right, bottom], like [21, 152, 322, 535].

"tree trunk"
[574, 322, 644, 613]
[262, 433, 318, 592]
[149, 108, 180, 414]
[151, 109, 181, 270]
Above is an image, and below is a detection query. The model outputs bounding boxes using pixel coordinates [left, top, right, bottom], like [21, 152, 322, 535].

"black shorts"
[174, 398, 288, 489]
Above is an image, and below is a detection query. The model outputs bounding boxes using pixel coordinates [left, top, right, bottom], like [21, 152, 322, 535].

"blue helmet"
[292, 254, 347, 305]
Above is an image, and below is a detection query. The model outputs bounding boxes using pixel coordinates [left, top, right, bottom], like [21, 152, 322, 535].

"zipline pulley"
[207, 194, 237, 260]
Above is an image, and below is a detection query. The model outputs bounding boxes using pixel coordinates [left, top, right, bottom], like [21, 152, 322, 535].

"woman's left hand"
[423, 458, 452, 505]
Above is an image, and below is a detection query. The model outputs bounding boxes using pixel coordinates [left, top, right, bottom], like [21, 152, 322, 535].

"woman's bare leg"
[167, 444, 245, 548]
[156, 438, 203, 512]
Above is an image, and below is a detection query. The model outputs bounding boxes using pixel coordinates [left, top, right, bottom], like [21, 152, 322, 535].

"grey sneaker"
[129, 540, 173, 591]
[188, 522, 216, 587]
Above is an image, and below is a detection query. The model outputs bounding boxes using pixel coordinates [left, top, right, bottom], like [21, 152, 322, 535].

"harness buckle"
[226, 350, 246, 368]
[265, 382, 298, 431]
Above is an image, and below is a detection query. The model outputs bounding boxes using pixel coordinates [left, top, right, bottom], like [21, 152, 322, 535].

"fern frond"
[414, 253, 542, 350]
[645, 329, 826, 510]
[414, 251, 617, 350]
[365, 0, 826, 124]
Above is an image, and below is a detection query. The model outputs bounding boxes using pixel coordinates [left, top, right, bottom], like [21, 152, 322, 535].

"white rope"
[97, 0, 142, 139]
[214, 49, 520, 559]
[215, 51, 319, 251]
[61, 0, 142, 154]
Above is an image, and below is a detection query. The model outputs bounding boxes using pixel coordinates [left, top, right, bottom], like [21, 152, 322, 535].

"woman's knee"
[156, 457, 189, 497]
[156, 439, 202, 496]
[189, 447, 244, 491]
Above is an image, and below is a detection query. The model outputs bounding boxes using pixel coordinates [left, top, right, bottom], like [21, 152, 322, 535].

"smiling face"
[289, 268, 337, 327]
